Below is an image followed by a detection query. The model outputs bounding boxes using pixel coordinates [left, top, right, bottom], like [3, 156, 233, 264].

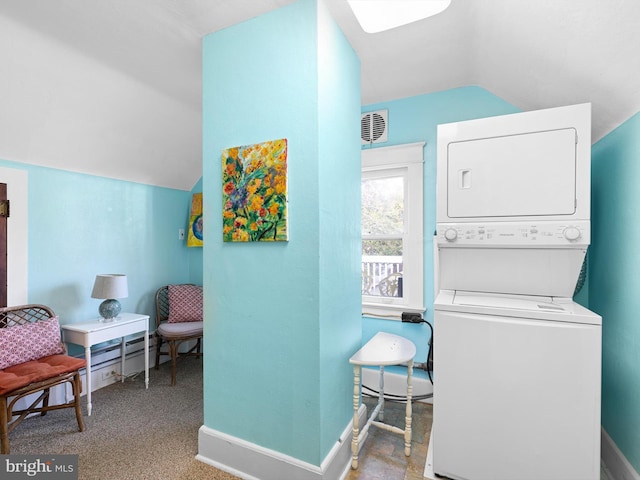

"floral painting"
[222, 138, 288, 242]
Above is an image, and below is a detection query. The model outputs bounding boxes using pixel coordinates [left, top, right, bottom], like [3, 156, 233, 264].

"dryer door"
[436, 102, 591, 224]
[447, 128, 577, 219]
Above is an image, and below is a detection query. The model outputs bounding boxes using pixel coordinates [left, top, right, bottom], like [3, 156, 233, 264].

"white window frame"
[361, 142, 424, 318]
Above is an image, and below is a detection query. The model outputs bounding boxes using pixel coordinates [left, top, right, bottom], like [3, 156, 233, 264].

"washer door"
[433, 309, 601, 480]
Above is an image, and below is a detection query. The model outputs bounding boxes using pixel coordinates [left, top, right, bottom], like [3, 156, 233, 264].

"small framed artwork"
[222, 138, 288, 242]
[187, 192, 203, 247]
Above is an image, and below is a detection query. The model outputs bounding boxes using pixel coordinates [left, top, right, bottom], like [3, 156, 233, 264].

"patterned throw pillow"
[0, 316, 65, 370]
[167, 284, 203, 323]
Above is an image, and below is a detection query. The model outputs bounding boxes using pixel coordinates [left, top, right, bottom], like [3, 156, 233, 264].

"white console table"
[349, 332, 417, 470]
[61, 313, 150, 416]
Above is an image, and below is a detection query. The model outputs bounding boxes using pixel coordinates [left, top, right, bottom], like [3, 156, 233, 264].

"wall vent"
[361, 109, 388, 145]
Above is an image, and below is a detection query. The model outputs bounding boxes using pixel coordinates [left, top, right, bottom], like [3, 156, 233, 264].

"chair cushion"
[0, 354, 86, 396]
[158, 321, 204, 339]
[0, 316, 65, 370]
[167, 284, 203, 323]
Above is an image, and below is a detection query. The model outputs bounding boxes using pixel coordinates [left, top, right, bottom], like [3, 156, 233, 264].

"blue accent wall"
[0, 158, 193, 347]
[361, 87, 520, 366]
[591, 111, 640, 474]
[201, 0, 360, 466]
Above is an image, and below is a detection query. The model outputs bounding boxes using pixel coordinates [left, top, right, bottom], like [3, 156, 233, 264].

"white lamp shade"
[91, 274, 128, 299]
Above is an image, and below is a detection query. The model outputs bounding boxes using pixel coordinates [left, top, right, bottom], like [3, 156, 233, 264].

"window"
[362, 142, 424, 317]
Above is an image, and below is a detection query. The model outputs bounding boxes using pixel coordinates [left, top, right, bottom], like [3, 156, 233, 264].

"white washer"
[432, 290, 601, 480]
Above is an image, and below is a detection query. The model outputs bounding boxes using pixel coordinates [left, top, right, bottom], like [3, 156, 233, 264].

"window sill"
[362, 302, 425, 321]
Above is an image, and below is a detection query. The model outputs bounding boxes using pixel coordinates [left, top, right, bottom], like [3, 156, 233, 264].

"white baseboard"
[601, 427, 640, 480]
[197, 405, 367, 480]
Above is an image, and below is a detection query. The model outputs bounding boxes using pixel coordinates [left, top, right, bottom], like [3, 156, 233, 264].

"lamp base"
[99, 299, 121, 322]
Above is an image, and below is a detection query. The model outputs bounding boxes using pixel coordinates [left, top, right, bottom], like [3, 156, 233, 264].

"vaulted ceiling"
[0, 0, 638, 190]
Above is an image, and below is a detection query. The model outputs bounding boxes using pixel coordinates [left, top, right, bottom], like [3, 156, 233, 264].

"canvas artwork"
[187, 192, 203, 247]
[222, 138, 288, 242]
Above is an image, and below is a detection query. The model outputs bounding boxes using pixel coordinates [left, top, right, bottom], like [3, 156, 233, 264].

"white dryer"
[431, 104, 602, 480]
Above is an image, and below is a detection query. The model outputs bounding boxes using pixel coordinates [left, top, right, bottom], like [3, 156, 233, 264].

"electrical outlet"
[401, 312, 423, 323]
[101, 370, 116, 381]
[178, 229, 185, 240]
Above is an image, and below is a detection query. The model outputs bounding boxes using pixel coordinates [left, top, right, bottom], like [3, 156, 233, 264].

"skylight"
[347, 0, 451, 33]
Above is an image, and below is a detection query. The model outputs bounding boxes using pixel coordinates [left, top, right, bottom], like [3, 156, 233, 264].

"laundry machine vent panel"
[361, 110, 388, 145]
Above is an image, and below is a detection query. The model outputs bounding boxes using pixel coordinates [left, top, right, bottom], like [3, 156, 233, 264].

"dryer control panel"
[437, 220, 590, 247]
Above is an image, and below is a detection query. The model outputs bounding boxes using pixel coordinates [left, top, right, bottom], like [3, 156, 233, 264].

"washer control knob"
[444, 228, 458, 241]
[563, 226, 581, 241]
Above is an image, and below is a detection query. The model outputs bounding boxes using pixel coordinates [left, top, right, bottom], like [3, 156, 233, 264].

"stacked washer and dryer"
[430, 104, 602, 480]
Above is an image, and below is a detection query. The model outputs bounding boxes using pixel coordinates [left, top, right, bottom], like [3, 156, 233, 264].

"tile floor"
[345, 397, 609, 480]
[345, 397, 432, 480]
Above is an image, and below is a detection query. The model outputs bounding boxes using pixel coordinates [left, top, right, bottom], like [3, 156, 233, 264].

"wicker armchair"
[154, 285, 203, 386]
[0, 304, 85, 454]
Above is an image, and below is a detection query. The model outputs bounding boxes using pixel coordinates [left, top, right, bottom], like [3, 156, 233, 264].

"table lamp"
[91, 274, 128, 321]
